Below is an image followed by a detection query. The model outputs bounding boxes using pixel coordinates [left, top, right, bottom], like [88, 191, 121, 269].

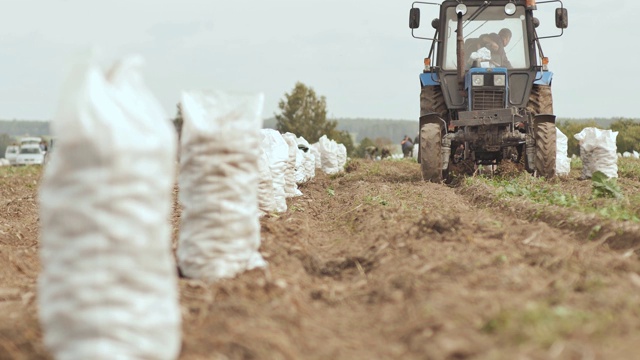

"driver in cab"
[478, 28, 512, 68]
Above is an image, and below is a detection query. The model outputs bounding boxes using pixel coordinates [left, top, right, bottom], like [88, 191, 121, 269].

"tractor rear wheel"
[527, 85, 556, 178]
[420, 123, 443, 182]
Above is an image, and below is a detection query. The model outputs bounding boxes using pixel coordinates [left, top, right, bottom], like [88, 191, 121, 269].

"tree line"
[2, 87, 640, 160]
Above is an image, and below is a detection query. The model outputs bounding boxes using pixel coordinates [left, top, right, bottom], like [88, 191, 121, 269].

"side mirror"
[555, 8, 568, 29]
[431, 18, 440, 29]
[409, 8, 420, 29]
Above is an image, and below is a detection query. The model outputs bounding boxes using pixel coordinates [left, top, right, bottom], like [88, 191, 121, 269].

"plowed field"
[2, 159, 640, 359]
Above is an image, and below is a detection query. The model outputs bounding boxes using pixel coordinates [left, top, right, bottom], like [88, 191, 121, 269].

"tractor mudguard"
[419, 113, 446, 130]
[533, 113, 556, 125]
[419, 73, 440, 87]
[533, 72, 553, 86]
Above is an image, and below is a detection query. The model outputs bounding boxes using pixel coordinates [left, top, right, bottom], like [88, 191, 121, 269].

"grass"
[481, 302, 612, 347]
[618, 157, 640, 181]
[363, 195, 388, 206]
[467, 174, 580, 208]
[0, 165, 42, 187]
[465, 159, 640, 222]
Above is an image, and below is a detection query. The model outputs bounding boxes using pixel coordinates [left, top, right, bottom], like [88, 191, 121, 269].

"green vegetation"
[477, 175, 580, 207]
[482, 302, 611, 347]
[326, 186, 335, 197]
[557, 117, 640, 156]
[364, 195, 388, 206]
[0, 163, 42, 179]
[5, 115, 640, 160]
[591, 171, 623, 199]
[0, 120, 50, 137]
[618, 156, 640, 181]
[274, 82, 354, 155]
[468, 161, 640, 222]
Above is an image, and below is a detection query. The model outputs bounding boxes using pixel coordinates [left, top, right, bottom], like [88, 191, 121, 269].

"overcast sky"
[0, 1, 637, 122]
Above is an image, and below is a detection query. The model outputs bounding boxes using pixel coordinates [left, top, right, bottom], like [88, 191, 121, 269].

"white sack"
[38, 56, 181, 360]
[574, 127, 618, 178]
[257, 146, 277, 215]
[303, 151, 316, 181]
[282, 132, 302, 197]
[296, 136, 315, 181]
[310, 143, 322, 169]
[470, 47, 492, 61]
[336, 143, 347, 170]
[178, 90, 267, 282]
[261, 129, 289, 212]
[294, 147, 307, 184]
[556, 128, 571, 176]
[318, 135, 340, 175]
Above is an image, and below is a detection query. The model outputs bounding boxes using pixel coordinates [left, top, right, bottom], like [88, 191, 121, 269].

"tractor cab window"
[442, 6, 529, 70]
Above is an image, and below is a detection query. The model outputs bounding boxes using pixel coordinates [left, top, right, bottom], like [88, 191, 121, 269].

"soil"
[1, 160, 640, 360]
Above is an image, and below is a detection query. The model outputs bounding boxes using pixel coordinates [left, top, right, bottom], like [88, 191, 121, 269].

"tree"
[354, 137, 377, 158]
[275, 82, 338, 144]
[0, 133, 15, 159]
[610, 118, 640, 154]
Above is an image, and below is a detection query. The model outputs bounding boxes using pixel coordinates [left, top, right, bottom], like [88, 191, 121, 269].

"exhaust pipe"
[456, 11, 465, 96]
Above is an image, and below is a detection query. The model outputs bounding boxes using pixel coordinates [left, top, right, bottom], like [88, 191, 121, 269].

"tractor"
[408, 0, 568, 182]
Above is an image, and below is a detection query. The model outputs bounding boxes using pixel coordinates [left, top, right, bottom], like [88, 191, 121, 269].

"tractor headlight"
[494, 74, 506, 86]
[472, 74, 484, 87]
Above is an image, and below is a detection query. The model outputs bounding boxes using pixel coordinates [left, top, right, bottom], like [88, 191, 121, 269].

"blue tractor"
[409, 0, 568, 182]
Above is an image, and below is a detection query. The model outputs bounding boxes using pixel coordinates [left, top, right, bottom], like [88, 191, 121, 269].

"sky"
[0, 0, 637, 122]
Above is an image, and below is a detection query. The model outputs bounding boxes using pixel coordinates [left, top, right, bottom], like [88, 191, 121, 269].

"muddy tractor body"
[409, 0, 568, 182]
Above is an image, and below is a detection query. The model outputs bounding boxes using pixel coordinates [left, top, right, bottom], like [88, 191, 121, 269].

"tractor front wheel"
[420, 123, 443, 182]
[534, 120, 556, 179]
[527, 85, 556, 179]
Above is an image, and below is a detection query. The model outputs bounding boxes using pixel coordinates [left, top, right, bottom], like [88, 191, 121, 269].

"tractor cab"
[443, 5, 530, 71]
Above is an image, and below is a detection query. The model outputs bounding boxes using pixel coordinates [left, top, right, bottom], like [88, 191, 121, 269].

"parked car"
[4, 145, 19, 165]
[16, 144, 45, 166]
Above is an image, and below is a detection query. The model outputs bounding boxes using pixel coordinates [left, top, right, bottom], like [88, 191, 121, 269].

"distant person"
[364, 146, 378, 160]
[401, 135, 414, 158]
[381, 147, 391, 160]
[479, 28, 512, 68]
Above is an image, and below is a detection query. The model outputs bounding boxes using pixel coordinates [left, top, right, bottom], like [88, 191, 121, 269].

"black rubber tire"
[419, 85, 447, 183]
[527, 85, 556, 178]
[420, 123, 443, 182]
[420, 86, 447, 118]
[526, 85, 554, 115]
[534, 121, 556, 179]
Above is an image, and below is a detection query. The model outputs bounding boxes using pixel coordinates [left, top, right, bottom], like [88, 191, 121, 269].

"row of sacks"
[38, 54, 348, 360]
[556, 127, 619, 179]
[619, 151, 640, 159]
[256, 131, 347, 214]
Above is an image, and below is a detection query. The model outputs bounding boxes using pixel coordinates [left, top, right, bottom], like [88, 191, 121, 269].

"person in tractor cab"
[479, 28, 512, 68]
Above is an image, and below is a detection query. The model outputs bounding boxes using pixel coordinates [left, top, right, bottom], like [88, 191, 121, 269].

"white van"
[16, 144, 45, 166]
[4, 145, 19, 165]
